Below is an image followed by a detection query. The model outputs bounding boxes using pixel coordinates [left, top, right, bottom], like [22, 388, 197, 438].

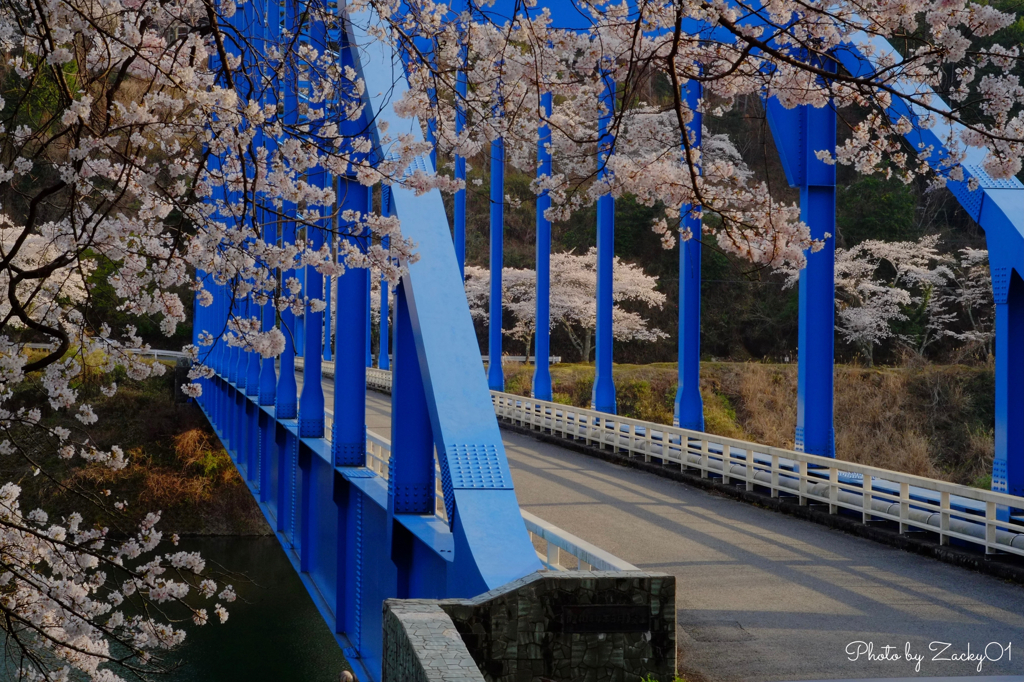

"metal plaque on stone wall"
[561, 604, 650, 633]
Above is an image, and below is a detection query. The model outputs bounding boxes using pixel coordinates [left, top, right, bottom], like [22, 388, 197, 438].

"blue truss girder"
[345, 6, 541, 590]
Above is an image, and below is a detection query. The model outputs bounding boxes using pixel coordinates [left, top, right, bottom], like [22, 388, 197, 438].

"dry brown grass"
[510, 361, 995, 486]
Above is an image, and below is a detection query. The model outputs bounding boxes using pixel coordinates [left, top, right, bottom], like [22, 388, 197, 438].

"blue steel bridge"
[192, 2, 1024, 681]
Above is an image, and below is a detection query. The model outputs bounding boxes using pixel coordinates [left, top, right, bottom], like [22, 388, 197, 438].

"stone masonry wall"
[382, 601, 486, 682]
[382, 571, 675, 682]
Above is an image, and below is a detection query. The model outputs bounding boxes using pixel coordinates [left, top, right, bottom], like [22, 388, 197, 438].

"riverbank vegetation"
[502, 361, 994, 488]
[3, 360, 267, 536]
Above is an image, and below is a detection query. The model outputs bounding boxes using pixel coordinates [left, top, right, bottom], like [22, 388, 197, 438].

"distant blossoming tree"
[465, 249, 667, 361]
[834, 237, 994, 364]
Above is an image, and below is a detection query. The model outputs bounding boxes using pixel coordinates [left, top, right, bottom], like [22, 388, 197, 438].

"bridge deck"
[348, 385, 1020, 682]
[290, 369, 1021, 680]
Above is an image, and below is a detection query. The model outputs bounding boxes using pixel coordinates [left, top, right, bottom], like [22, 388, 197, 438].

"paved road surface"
[303, 375, 1023, 681]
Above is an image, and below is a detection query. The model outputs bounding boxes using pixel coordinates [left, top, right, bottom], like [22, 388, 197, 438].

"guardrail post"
[700, 439, 709, 478]
[771, 454, 779, 497]
[828, 467, 838, 514]
[798, 461, 808, 505]
[745, 449, 755, 491]
[940, 491, 950, 545]
[899, 482, 910, 534]
[546, 541, 560, 570]
[986, 500, 998, 555]
[862, 475, 873, 522]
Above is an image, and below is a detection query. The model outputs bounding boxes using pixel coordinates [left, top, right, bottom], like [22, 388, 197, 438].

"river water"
[158, 536, 351, 682]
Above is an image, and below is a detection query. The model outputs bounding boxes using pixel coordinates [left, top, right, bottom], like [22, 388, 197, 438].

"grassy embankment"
[4, 358, 267, 535]
[503, 360, 995, 488]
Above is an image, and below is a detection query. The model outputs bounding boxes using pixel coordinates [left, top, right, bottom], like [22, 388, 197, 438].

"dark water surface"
[158, 535, 350, 682]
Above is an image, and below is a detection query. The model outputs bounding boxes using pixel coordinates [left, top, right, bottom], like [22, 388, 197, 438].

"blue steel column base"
[591, 379, 617, 415]
[488, 362, 504, 392]
[389, 486, 434, 515]
[993, 276, 1024, 499]
[673, 386, 705, 432]
[794, 425, 836, 459]
[276, 402, 297, 420]
[333, 440, 365, 467]
[531, 381, 552, 402]
[299, 418, 324, 439]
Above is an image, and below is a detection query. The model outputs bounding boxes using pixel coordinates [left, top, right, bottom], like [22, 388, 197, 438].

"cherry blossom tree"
[465, 249, 667, 361]
[0, 0, 427, 676]
[933, 246, 995, 358]
[833, 236, 993, 364]
[363, 0, 1023, 268]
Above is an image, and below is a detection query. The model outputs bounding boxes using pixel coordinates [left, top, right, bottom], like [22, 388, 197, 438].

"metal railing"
[491, 392, 1024, 557]
[19, 343, 187, 363]
[521, 510, 638, 571]
[355, 418, 632, 570]
[367, 367, 392, 392]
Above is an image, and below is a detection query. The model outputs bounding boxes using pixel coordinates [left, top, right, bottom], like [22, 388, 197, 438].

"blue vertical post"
[592, 73, 617, 414]
[298, 216, 326, 438]
[246, 294, 261, 397]
[298, 6, 327, 440]
[367, 184, 374, 368]
[993, 271, 1024, 497]
[488, 132, 505, 391]
[254, 0, 277, 488]
[532, 92, 553, 401]
[795, 103, 837, 458]
[453, 33, 468, 279]
[295, 266, 306, 357]
[275, 0, 298, 420]
[675, 80, 704, 430]
[379, 238, 391, 371]
[258, 0, 277, 411]
[277, 219, 299, 419]
[390, 281, 434, 513]
[766, 72, 837, 458]
[389, 280, 439, 598]
[333, 175, 369, 466]
[232, 294, 248, 455]
[366, 266, 373, 368]
[324, 240, 332, 362]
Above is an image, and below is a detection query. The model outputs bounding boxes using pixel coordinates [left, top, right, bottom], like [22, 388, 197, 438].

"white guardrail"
[294, 362, 1024, 560]
[491, 393, 1024, 557]
[21, 343, 188, 363]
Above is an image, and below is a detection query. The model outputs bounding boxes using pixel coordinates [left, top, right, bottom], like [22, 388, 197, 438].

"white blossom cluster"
[834, 236, 994, 363]
[0, 0, 432, 675]
[358, 0, 1021, 268]
[0, 482, 234, 681]
[464, 248, 669, 361]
